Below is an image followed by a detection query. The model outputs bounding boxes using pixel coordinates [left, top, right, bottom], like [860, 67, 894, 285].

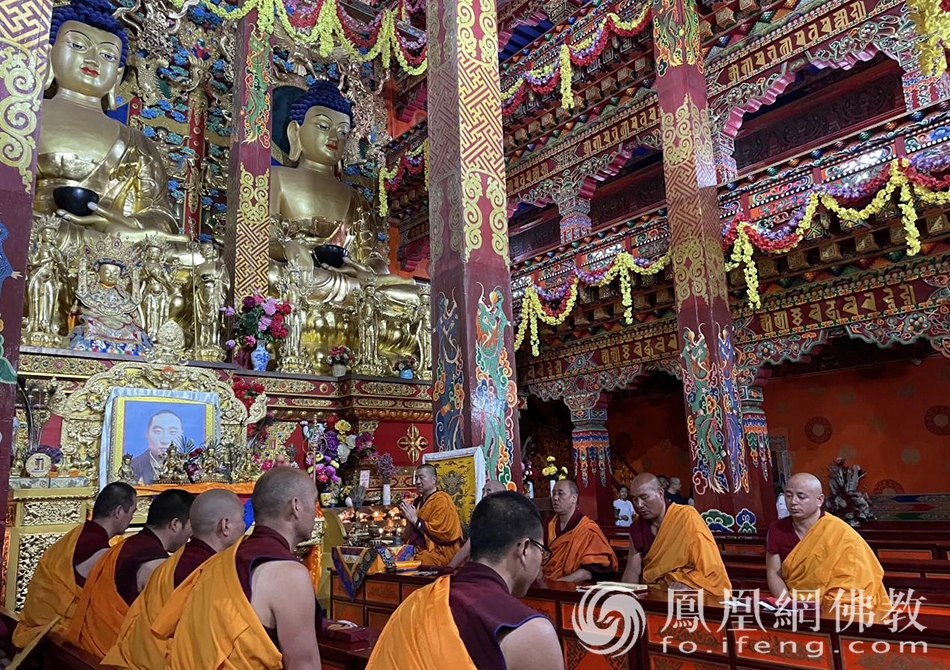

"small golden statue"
[137, 236, 183, 341]
[193, 237, 228, 361]
[277, 260, 311, 374]
[269, 80, 423, 369]
[156, 445, 188, 484]
[69, 235, 150, 355]
[415, 287, 432, 379]
[197, 443, 227, 483]
[115, 453, 138, 486]
[354, 282, 383, 376]
[25, 216, 67, 347]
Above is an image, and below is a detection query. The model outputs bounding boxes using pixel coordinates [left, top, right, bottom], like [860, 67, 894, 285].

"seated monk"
[766, 472, 889, 616]
[621, 474, 731, 598]
[399, 464, 464, 566]
[447, 480, 507, 570]
[66, 489, 194, 657]
[368, 491, 564, 670]
[542, 480, 617, 582]
[13, 483, 136, 649]
[157, 468, 322, 670]
[102, 490, 246, 670]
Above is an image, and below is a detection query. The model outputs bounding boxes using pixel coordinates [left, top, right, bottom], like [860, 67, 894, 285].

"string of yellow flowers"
[377, 140, 427, 218]
[726, 158, 924, 310]
[904, 0, 950, 76]
[514, 250, 670, 355]
[174, 0, 426, 76]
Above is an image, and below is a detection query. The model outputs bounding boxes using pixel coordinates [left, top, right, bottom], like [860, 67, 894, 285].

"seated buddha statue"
[35, 0, 191, 263]
[269, 81, 422, 363]
[68, 235, 150, 355]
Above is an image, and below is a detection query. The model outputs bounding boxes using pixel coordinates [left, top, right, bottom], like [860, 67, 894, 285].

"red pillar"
[427, 0, 522, 488]
[566, 392, 614, 522]
[653, 0, 767, 526]
[223, 12, 272, 303]
[0, 0, 55, 544]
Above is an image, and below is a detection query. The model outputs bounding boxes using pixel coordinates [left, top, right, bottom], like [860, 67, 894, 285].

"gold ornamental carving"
[22, 500, 84, 527]
[397, 424, 429, 464]
[49, 360, 258, 486]
[16, 533, 64, 611]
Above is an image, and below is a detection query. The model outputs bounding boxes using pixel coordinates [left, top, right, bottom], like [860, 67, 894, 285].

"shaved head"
[631, 473, 664, 495]
[551, 479, 579, 518]
[787, 472, 822, 494]
[416, 464, 436, 478]
[191, 489, 244, 536]
[630, 473, 666, 521]
[252, 467, 317, 522]
[482, 480, 506, 497]
[414, 463, 438, 496]
[784, 472, 824, 521]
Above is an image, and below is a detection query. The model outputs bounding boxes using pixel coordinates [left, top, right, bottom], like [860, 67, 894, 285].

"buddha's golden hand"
[57, 200, 139, 231]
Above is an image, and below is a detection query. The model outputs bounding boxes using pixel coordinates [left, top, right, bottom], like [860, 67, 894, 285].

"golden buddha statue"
[269, 80, 424, 369]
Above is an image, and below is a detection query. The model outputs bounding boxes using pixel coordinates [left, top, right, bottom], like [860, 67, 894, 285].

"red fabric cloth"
[628, 515, 657, 557]
[235, 525, 296, 600]
[72, 522, 110, 587]
[114, 527, 168, 606]
[448, 562, 546, 670]
[173, 538, 216, 588]
[543, 508, 583, 543]
[766, 511, 825, 562]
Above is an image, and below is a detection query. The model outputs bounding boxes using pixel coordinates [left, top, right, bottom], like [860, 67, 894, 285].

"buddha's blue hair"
[289, 80, 352, 125]
[50, 0, 129, 68]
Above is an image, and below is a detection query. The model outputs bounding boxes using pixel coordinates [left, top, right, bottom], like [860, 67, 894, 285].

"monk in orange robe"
[66, 488, 195, 658]
[400, 464, 464, 566]
[369, 491, 564, 670]
[101, 489, 246, 670]
[621, 473, 731, 598]
[13, 483, 136, 649]
[448, 480, 507, 570]
[157, 468, 322, 670]
[766, 473, 889, 616]
[542, 480, 618, 582]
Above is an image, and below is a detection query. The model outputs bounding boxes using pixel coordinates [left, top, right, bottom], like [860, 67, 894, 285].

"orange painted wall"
[763, 357, 950, 494]
[606, 394, 692, 485]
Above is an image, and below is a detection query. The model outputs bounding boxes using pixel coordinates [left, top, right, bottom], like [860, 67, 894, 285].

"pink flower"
[243, 335, 256, 348]
[262, 299, 277, 316]
[258, 317, 272, 331]
[253, 293, 264, 305]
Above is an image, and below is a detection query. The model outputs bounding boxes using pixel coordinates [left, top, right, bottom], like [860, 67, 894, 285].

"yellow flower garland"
[514, 251, 670, 355]
[173, 0, 426, 76]
[727, 158, 925, 310]
[905, 0, 950, 76]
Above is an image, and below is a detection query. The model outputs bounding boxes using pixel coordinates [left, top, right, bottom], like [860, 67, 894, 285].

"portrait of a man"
[131, 409, 184, 485]
[102, 392, 216, 487]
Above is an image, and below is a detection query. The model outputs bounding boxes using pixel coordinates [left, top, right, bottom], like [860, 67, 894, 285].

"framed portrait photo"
[99, 388, 221, 488]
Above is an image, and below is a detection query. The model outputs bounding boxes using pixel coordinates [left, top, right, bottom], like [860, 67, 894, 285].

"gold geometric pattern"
[234, 166, 270, 298]
[0, 0, 53, 192]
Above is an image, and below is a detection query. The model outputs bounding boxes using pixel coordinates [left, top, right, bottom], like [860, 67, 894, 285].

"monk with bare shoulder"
[160, 468, 322, 670]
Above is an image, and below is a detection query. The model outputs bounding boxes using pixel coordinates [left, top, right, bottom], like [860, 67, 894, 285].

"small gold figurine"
[115, 453, 138, 486]
[156, 446, 188, 484]
[197, 444, 227, 483]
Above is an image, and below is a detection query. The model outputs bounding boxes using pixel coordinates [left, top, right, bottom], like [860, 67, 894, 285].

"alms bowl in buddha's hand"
[53, 186, 100, 217]
[313, 244, 347, 269]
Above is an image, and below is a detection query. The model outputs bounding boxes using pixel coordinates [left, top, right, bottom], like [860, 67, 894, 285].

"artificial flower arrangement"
[827, 457, 875, 527]
[232, 378, 265, 410]
[541, 455, 569, 481]
[326, 345, 353, 367]
[394, 355, 417, 372]
[229, 291, 292, 351]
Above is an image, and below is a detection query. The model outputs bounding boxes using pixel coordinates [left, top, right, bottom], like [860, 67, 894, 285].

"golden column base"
[193, 345, 225, 362]
[25, 332, 63, 348]
[279, 354, 312, 375]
